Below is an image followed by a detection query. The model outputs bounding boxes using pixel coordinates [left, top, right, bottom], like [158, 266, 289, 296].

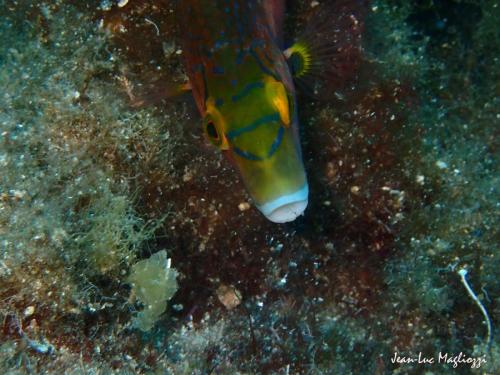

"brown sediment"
[95, 1, 425, 346]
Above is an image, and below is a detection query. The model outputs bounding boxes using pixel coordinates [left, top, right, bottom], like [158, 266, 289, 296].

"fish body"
[176, 0, 308, 223]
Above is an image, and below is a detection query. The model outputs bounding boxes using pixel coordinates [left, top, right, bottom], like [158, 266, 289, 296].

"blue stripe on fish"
[232, 125, 284, 161]
[232, 81, 264, 102]
[212, 66, 225, 74]
[268, 126, 285, 157]
[226, 112, 280, 140]
[249, 49, 279, 81]
[233, 146, 263, 161]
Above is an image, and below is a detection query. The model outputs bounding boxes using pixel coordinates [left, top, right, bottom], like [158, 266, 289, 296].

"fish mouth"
[257, 184, 309, 223]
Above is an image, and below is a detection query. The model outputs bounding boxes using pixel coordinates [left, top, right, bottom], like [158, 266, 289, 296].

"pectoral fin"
[119, 75, 191, 108]
[284, 0, 368, 99]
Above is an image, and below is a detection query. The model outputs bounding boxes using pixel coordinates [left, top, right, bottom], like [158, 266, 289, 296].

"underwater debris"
[216, 284, 242, 310]
[458, 268, 493, 349]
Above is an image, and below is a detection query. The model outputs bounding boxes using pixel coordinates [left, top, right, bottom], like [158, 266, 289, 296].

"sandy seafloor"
[0, 0, 498, 374]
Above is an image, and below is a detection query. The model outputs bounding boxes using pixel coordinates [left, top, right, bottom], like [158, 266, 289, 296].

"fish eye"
[204, 117, 229, 150]
[206, 120, 219, 140]
[204, 98, 229, 150]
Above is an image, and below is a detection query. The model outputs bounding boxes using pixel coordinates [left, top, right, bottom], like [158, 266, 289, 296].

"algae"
[0, 2, 180, 371]
[128, 250, 178, 331]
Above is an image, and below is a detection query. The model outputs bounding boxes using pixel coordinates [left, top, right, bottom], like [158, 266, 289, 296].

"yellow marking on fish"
[205, 97, 230, 150]
[265, 77, 290, 127]
[284, 42, 312, 78]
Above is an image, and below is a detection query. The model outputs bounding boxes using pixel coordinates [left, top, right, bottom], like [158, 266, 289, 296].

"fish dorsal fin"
[263, 0, 286, 46]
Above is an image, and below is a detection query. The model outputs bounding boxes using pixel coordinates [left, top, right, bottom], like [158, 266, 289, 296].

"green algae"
[128, 250, 178, 331]
[0, 2, 180, 371]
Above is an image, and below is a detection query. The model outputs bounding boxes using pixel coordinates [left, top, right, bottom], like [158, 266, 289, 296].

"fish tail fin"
[285, 0, 368, 100]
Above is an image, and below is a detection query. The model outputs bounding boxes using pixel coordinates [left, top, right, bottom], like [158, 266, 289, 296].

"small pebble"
[436, 160, 448, 169]
[238, 202, 251, 211]
[24, 306, 35, 317]
[216, 285, 241, 310]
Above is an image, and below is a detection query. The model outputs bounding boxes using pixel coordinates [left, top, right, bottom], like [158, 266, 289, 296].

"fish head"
[203, 75, 308, 223]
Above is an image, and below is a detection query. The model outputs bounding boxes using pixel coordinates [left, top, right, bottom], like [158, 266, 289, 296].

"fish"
[174, 0, 365, 223]
[175, 0, 306, 223]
